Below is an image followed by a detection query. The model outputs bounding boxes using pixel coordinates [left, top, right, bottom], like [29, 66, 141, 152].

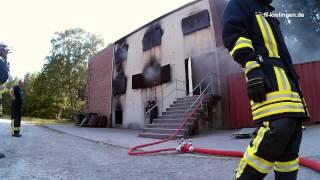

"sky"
[0, 0, 194, 79]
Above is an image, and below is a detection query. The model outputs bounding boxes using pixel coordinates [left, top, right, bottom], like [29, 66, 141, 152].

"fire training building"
[86, 0, 320, 131]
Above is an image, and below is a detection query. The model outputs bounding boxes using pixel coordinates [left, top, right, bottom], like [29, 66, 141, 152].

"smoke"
[142, 57, 161, 87]
[273, 0, 320, 63]
[115, 41, 128, 64]
[115, 101, 122, 111]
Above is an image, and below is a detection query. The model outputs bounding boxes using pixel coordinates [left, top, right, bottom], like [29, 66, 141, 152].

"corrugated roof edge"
[114, 0, 203, 44]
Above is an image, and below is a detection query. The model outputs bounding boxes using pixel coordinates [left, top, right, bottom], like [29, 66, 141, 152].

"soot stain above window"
[115, 42, 129, 64]
[142, 24, 163, 51]
[182, 10, 210, 35]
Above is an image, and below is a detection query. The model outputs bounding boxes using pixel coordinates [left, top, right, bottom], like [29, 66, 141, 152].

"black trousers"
[236, 118, 303, 180]
[11, 103, 22, 135]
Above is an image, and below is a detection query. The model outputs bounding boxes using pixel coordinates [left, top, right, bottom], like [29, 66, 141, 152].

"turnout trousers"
[236, 118, 303, 180]
[11, 102, 22, 136]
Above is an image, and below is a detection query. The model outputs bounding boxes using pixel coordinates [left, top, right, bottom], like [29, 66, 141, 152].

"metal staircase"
[139, 73, 219, 139]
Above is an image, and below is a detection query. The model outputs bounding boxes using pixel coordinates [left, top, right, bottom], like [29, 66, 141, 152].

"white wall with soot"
[112, 0, 218, 129]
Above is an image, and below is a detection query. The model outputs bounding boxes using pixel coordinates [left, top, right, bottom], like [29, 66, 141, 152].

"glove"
[247, 76, 266, 103]
[245, 61, 267, 103]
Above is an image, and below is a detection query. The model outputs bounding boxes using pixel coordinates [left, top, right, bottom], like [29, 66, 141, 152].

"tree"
[33, 28, 104, 119]
[22, 72, 38, 116]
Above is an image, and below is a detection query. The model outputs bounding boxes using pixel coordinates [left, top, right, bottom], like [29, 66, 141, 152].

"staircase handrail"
[145, 79, 185, 115]
[185, 80, 213, 113]
[185, 72, 215, 113]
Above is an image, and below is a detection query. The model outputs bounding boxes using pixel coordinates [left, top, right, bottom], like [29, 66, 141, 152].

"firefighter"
[0, 43, 9, 84]
[221, 0, 309, 179]
[145, 100, 158, 124]
[10, 80, 24, 137]
[0, 43, 10, 158]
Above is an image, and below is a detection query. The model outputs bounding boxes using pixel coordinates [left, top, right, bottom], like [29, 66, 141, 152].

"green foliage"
[9, 28, 104, 119]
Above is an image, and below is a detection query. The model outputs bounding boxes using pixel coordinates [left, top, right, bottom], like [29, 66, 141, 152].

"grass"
[0, 115, 73, 125]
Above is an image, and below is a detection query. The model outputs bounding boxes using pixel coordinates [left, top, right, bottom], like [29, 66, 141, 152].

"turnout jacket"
[222, 0, 309, 122]
[11, 85, 23, 119]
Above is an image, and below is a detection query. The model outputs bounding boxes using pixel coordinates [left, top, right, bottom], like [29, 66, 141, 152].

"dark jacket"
[222, 0, 309, 122]
[12, 85, 24, 105]
[11, 85, 23, 119]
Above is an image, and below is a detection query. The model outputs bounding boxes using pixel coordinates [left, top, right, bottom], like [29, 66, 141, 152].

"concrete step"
[138, 132, 183, 139]
[170, 103, 195, 108]
[177, 95, 199, 101]
[174, 97, 211, 104]
[162, 110, 186, 115]
[147, 123, 192, 129]
[173, 101, 195, 106]
[176, 94, 212, 100]
[166, 106, 198, 111]
[174, 98, 201, 104]
[158, 113, 200, 119]
[139, 94, 215, 139]
[170, 102, 207, 111]
[143, 128, 187, 135]
[163, 108, 201, 115]
[153, 118, 196, 124]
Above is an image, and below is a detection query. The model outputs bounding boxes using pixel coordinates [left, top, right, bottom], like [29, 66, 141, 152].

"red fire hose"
[128, 96, 205, 156]
[128, 96, 320, 173]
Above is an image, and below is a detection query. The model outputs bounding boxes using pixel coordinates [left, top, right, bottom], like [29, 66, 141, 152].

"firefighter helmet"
[0, 43, 9, 53]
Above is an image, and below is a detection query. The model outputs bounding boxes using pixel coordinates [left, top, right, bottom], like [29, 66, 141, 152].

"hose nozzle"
[176, 138, 193, 152]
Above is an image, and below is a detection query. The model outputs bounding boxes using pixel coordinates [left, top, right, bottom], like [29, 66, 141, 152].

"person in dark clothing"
[0, 43, 10, 159]
[149, 100, 158, 124]
[10, 80, 24, 137]
[0, 43, 10, 84]
[146, 100, 158, 124]
[221, 0, 309, 179]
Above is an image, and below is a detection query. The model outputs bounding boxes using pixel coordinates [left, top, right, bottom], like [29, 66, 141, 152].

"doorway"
[184, 57, 193, 96]
[115, 110, 123, 125]
[115, 103, 123, 125]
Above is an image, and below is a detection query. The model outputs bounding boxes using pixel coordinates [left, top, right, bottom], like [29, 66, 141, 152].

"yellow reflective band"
[236, 158, 248, 179]
[12, 127, 20, 131]
[244, 148, 273, 173]
[251, 124, 270, 154]
[253, 102, 305, 120]
[274, 67, 291, 91]
[245, 61, 260, 75]
[253, 101, 304, 115]
[281, 68, 291, 91]
[251, 91, 302, 110]
[252, 91, 300, 102]
[245, 61, 258, 67]
[256, 14, 280, 58]
[230, 37, 254, 56]
[274, 158, 299, 172]
[253, 109, 305, 120]
[265, 18, 280, 58]
[274, 67, 284, 91]
[252, 98, 303, 111]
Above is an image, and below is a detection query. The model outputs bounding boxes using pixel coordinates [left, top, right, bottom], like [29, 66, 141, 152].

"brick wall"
[86, 45, 113, 117]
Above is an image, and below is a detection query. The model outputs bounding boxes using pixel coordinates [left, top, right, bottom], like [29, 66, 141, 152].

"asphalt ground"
[0, 120, 319, 180]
